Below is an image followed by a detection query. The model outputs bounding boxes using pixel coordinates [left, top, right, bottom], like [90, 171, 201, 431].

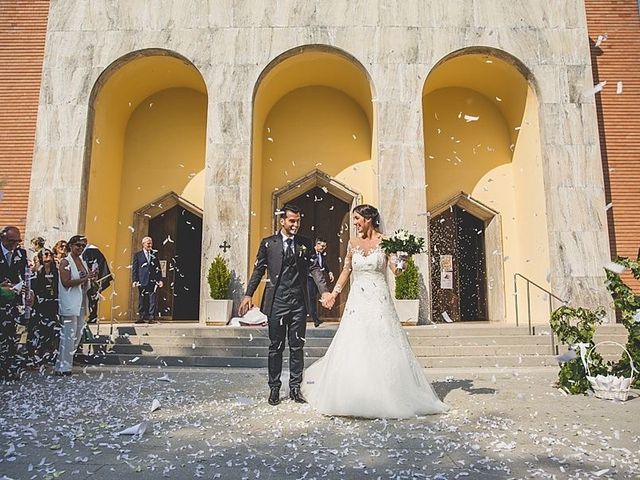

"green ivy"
[207, 255, 231, 300]
[395, 257, 419, 300]
[603, 257, 640, 386]
[550, 306, 607, 394]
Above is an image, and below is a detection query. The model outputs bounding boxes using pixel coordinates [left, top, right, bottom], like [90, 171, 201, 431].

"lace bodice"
[349, 244, 387, 276]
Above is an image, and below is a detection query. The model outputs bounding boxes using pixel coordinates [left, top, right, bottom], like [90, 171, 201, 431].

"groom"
[239, 204, 334, 406]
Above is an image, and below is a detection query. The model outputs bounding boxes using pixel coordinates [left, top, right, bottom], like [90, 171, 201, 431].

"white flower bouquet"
[380, 229, 425, 270]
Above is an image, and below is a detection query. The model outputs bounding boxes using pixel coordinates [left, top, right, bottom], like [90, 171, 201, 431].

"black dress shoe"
[135, 319, 145, 324]
[314, 319, 323, 328]
[146, 319, 158, 324]
[289, 387, 306, 403]
[268, 387, 280, 406]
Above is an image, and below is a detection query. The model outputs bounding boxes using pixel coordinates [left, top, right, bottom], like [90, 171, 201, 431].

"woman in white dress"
[302, 205, 449, 418]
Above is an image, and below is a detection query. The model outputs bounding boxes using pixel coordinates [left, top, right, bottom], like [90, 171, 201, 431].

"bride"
[301, 204, 449, 419]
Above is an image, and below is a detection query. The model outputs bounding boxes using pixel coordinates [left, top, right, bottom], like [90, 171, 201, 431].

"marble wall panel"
[26, 186, 83, 244]
[532, 65, 570, 105]
[540, 103, 586, 146]
[538, 28, 591, 66]
[29, 147, 85, 190]
[40, 66, 98, 106]
[207, 101, 251, 146]
[34, 104, 88, 150]
[207, 0, 234, 27]
[553, 186, 607, 233]
[204, 64, 259, 104]
[566, 64, 595, 105]
[206, 143, 251, 187]
[419, 0, 473, 29]
[370, 63, 426, 103]
[376, 27, 419, 64]
[314, 1, 379, 27]
[376, 100, 422, 143]
[332, 27, 377, 66]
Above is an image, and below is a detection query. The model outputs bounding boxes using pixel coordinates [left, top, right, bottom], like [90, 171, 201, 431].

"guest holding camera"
[54, 235, 94, 376]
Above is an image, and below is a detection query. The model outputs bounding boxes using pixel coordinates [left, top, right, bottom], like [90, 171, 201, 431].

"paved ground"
[1, 366, 639, 480]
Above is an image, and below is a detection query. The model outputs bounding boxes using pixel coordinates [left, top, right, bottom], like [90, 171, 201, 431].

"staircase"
[83, 323, 630, 369]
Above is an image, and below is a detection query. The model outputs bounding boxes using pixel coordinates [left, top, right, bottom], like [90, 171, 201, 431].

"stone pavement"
[1, 366, 639, 480]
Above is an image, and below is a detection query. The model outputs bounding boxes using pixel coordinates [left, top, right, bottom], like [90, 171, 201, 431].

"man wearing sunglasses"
[0, 226, 30, 381]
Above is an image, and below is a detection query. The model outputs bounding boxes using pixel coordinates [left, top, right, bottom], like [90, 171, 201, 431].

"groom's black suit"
[245, 233, 329, 389]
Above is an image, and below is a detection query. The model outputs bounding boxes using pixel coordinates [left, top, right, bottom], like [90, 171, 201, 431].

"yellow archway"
[423, 48, 549, 324]
[82, 49, 208, 321]
[250, 45, 376, 278]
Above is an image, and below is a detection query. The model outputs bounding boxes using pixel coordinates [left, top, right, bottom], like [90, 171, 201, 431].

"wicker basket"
[586, 341, 637, 402]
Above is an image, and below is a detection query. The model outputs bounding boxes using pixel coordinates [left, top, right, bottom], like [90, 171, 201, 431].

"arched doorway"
[422, 48, 549, 323]
[82, 49, 207, 321]
[250, 45, 376, 317]
[273, 170, 361, 319]
[131, 192, 203, 320]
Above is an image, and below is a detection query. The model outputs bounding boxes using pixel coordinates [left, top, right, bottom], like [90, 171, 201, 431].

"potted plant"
[381, 229, 424, 325]
[203, 255, 233, 325]
[394, 256, 420, 325]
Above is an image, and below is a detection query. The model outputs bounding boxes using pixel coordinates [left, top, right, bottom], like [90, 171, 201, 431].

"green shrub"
[550, 305, 607, 394]
[207, 255, 231, 300]
[395, 257, 419, 300]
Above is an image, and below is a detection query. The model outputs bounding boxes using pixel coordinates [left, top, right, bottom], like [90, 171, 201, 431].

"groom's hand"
[320, 292, 334, 309]
[238, 296, 253, 316]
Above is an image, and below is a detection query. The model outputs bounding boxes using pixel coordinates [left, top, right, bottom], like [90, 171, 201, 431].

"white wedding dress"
[302, 244, 449, 419]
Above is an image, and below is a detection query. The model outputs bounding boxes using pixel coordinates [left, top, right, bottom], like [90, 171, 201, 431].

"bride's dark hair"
[352, 204, 380, 229]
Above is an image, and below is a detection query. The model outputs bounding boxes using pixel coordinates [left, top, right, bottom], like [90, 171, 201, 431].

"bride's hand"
[320, 292, 335, 309]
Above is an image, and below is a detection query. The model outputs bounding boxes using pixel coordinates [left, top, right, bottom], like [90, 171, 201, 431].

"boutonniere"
[298, 244, 307, 257]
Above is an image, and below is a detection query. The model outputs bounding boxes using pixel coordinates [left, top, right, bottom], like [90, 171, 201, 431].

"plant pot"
[203, 299, 233, 326]
[394, 299, 419, 326]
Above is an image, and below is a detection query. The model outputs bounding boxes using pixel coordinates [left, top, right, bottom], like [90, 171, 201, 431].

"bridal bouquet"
[380, 229, 425, 270]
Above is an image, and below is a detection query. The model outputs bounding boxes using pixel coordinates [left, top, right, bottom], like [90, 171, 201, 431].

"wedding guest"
[52, 240, 68, 266]
[0, 226, 30, 381]
[307, 237, 335, 328]
[82, 243, 112, 324]
[26, 248, 59, 368]
[131, 236, 163, 324]
[29, 236, 46, 269]
[54, 235, 94, 376]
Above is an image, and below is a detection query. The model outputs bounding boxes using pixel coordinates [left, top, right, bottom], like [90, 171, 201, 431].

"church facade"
[3, 1, 637, 324]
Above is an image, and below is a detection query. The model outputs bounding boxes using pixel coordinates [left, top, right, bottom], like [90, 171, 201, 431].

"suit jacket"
[245, 233, 329, 316]
[309, 251, 331, 284]
[0, 247, 28, 309]
[82, 245, 112, 292]
[132, 249, 162, 287]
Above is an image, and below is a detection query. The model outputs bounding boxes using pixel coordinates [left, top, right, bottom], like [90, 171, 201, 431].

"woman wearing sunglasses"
[54, 235, 95, 376]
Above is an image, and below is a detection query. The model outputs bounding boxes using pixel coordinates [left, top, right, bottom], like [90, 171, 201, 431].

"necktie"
[145, 251, 150, 264]
[5, 251, 11, 265]
[285, 239, 294, 259]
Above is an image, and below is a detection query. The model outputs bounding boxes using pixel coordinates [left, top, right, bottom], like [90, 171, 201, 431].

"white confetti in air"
[95, 138, 100, 144]
[352, 134, 357, 140]
[495, 96, 502, 102]
[603, 261, 625, 274]
[605, 202, 613, 210]
[463, 114, 479, 122]
[127, 226, 134, 232]
[593, 469, 610, 477]
[163, 235, 174, 245]
[616, 81, 623, 94]
[157, 373, 173, 382]
[116, 420, 148, 436]
[441, 312, 453, 323]
[595, 33, 608, 47]
[267, 137, 273, 142]
[150, 399, 161, 413]
[129, 356, 140, 363]
[584, 81, 606, 98]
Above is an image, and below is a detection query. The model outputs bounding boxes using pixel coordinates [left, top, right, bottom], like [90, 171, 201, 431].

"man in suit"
[82, 243, 112, 323]
[239, 204, 334, 406]
[0, 226, 30, 381]
[307, 237, 335, 328]
[131, 236, 163, 324]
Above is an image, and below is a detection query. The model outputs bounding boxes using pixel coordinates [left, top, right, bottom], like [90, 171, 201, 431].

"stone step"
[105, 333, 628, 348]
[81, 352, 622, 369]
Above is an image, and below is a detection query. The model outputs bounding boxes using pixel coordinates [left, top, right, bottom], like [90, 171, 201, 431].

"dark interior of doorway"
[148, 206, 202, 320]
[288, 186, 350, 319]
[430, 205, 487, 322]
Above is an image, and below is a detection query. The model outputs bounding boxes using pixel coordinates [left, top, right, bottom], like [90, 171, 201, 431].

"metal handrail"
[514, 273, 568, 354]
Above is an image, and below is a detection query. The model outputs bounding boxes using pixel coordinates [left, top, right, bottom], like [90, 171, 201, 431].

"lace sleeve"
[332, 240, 353, 295]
